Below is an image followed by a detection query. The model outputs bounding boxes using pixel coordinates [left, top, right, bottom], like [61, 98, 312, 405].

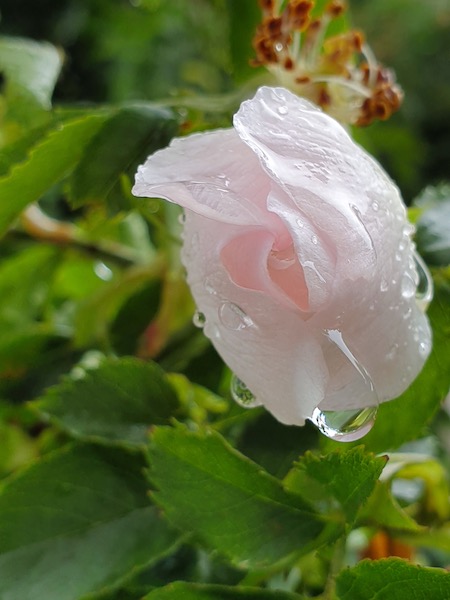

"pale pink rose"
[133, 86, 432, 427]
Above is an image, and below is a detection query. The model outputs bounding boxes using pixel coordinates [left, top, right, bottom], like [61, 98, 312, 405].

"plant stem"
[322, 536, 346, 600]
[18, 204, 139, 267]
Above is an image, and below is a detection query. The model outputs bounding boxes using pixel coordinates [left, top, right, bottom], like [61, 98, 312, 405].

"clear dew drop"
[403, 222, 416, 237]
[401, 273, 416, 299]
[218, 302, 254, 331]
[311, 234, 318, 245]
[386, 343, 398, 361]
[419, 340, 430, 358]
[178, 212, 186, 225]
[277, 105, 288, 115]
[380, 279, 389, 292]
[309, 328, 379, 442]
[94, 261, 113, 281]
[310, 405, 377, 442]
[230, 375, 262, 409]
[192, 311, 206, 328]
[350, 204, 376, 255]
[371, 201, 379, 211]
[413, 251, 433, 310]
[204, 276, 218, 296]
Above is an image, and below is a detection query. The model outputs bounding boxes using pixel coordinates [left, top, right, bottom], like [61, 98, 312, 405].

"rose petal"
[133, 128, 286, 236]
[133, 86, 433, 425]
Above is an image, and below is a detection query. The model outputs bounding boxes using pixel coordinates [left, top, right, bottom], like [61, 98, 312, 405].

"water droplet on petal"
[413, 252, 433, 311]
[380, 279, 388, 292]
[218, 302, 254, 331]
[371, 201, 379, 211]
[275, 42, 284, 52]
[193, 311, 206, 328]
[204, 276, 218, 296]
[351, 204, 376, 255]
[310, 406, 377, 442]
[401, 273, 416, 299]
[403, 223, 416, 237]
[312, 329, 379, 441]
[230, 375, 262, 408]
[178, 212, 186, 225]
[303, 260, 326, 283]
[386, 343, 398, 361]
[419, 339, 431, 358]
[311, 234, 318, 245]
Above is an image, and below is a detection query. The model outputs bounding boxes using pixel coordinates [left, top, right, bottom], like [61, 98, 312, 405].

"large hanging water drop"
[309, 329, 379, 441]
[230, 375, 262, 409]
[310, 406, 377, 442]
[413, 251, 433, 311]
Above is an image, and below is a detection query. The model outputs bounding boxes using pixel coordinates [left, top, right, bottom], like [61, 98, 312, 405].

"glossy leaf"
[33, 358, 179, 447]
[285, 447, 387, 522]
[0, 112, 108, 236]
[69, 105, 178, 209]
[149, 425, 328, 568]
[336, 558, 450, 600]
[0, 444, 180, 600]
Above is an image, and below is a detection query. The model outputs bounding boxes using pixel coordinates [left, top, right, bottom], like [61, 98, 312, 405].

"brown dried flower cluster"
[252, 0, 403, 126]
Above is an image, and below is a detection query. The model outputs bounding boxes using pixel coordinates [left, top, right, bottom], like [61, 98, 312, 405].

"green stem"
[322, 536, 346, 600]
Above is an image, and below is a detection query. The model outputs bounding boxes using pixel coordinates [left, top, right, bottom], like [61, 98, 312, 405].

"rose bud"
[133, 86, 432, 441]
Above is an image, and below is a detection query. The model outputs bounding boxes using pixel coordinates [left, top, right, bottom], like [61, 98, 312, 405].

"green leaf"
[0, 121, 54, 177]
[74, 262, 164, 348]
[0, 244, 59, 333]
[336, 558, 450, 600]
[149, 425, 329, 569]
[143, 582, 306, 600]
[110, 279, 162, 355]
[323, 270, 450, 453]
[33, 358, 179, 447]
[237, 413, 319, 479]
[0, 36, 62, 110]
[285, 448, 387, 523]
[415, 184, 450, 266]
[0, 444, 180, 600]
[358, 482, 422, 533]
[0, 112, 108, 236]
[69, 105, 178, 209]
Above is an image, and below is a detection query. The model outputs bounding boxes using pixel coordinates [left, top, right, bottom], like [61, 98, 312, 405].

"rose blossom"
[133, 86, 432, 428]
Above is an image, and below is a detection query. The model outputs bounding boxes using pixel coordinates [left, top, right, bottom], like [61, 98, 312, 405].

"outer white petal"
[133, 128, 284, 235]
[133, 86, 433, 424]
[182, 211, 327, 424]
[233, 86, 432, 411]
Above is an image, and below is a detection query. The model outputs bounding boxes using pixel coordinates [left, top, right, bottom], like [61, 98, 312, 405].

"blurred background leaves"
[0, 1, 449, 599]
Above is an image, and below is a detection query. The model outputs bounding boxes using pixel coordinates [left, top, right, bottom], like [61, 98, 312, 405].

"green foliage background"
[0, 1, 449, 598]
